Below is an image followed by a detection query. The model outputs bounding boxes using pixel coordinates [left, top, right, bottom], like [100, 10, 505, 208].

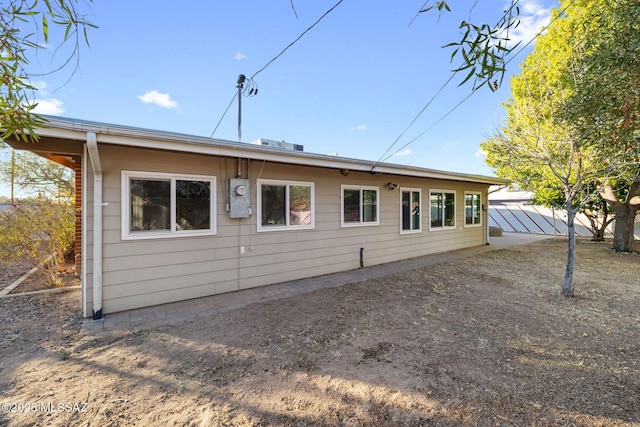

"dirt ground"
[1, 238, 639, 427]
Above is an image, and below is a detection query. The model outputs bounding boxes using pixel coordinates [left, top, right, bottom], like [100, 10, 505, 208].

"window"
[401, 188, 421, 233]
[465, 192, 482, 226]
[122, 171, 216, 240]
[341, 185, 379, 226]
[258, 179, 314, 231]
[430, 190, 456, 229]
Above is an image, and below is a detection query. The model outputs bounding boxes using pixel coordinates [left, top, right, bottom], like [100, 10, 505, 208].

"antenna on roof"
[236, 74, 246, 142]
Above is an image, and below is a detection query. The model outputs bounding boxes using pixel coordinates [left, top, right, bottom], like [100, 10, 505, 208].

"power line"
[289, 0, 299, 19]
[210, 92, 237, 138]
[210, 0, 344, 137]
[372, 1, 525, 170]
[372, 72, 457, 168]
[408, 0, 430, 27]
[378, 91, 475, 165]
[250, 0, 344, 80]
[371, 0, 577, 170]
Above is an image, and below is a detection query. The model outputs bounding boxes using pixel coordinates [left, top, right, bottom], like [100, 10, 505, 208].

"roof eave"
[33, 116, 509, 186]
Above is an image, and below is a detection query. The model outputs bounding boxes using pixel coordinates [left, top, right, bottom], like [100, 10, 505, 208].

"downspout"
[86, 132, 103, 320]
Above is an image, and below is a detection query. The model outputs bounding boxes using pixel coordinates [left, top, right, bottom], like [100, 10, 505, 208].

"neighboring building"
[488, 187, 616, 238]
[6, 116, 507, 319]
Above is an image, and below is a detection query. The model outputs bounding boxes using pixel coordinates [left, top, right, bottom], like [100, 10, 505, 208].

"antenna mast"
[236, 74, 246, 142]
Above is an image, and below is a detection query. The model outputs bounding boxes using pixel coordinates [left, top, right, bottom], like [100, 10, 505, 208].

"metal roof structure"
[488, 190, 614, 238]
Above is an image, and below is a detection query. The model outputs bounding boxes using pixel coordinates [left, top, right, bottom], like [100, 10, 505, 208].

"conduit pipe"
[86, 132, 104, 319]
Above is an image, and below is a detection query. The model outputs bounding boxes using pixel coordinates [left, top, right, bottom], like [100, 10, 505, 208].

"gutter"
[34, 116, 509, 186]
[86, 132, 103, 320]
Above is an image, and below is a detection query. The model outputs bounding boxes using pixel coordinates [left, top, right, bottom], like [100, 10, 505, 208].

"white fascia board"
[35, 116, 508, 186]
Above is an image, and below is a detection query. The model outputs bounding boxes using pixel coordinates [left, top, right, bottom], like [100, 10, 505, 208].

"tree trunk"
[612, 204, 638, 252]
[562, 202, 577, 296]
[585, 208, 611, 242]
[599, 169, 640, 253]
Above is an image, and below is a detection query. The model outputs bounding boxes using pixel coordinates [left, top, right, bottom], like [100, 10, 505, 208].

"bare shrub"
[0, 200, 75, 286]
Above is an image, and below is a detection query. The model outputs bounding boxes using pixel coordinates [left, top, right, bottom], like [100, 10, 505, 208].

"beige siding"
[83, 144, 490, 314]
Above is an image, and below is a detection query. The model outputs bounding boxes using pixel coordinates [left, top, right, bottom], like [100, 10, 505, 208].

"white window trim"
[341, 185, 380, 227]
[400, 187, 422, 234]
[429, 189, 456, 231]
[121, 170, 217, 240]
[257, 179, 315, 232]
[464, 191, 482, 228]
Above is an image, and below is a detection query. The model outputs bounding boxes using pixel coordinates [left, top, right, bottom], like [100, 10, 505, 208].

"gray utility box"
[229, 178, 251, 218]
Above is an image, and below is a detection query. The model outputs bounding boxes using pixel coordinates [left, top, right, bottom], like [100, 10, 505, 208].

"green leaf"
[42, 15, 49, 44]
[459, 67, 476, 86]
[452, 63, 473, 72]
[83, 26, 90, 47]
[64, 22, 71, 40]
[40, 0, 53, 15]
[461, 47, 470, 64]
[450, 48, 459, 62]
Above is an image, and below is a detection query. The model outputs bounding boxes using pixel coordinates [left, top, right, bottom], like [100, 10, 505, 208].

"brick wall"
[74, 158, 82, 274]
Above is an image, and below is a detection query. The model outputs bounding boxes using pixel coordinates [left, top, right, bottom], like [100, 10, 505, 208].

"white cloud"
[137, 90, 179, 109]
[349, 124, 367, 132]
[22, 80, 64, 115]
[506, 0, 551, 46]
[32, 80, 50, 95]
[392, 149, 412, 157]
[234, 52, 247, 61]
[32, 99, 65, 115]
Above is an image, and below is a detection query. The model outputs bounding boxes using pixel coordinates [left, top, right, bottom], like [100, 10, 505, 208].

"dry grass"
[1, 238, 639, 426]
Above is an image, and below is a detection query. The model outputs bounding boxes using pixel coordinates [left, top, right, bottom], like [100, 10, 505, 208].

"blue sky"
[1, 0, 557, 198]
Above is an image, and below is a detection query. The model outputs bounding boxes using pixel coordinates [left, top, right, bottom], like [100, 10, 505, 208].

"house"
[6, 116, 508, 319]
